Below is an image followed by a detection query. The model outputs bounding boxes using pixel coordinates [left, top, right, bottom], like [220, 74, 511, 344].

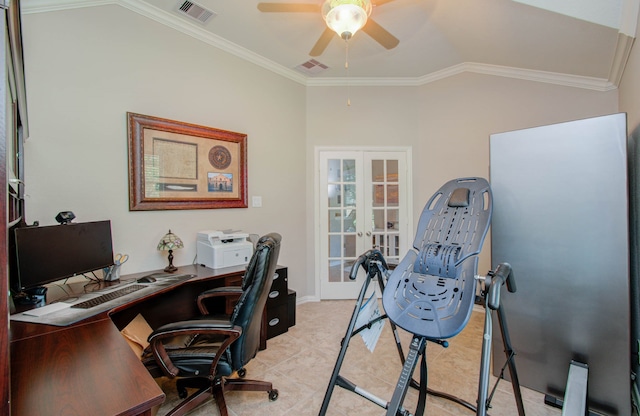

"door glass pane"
[373, 209, 385, 232]
[343, 209, 356, 232]
[387, 209, 399, 230]
[329, 235, 342, 257]
[343, 159, 356, 182]
[373, 184, 384, 207]
[327, 159, 341, 182]
[387, 184, 398, 207]
[343, 259, 355, 282]
[344, 235, 356, 257]
[344, 184, 356, 207]
[386, 160, 398, 181]
[329, 209, 341, 232]
[371, 160, 384, 182]
[328, 260, 341, 282]
[328, 184, 341, 207]
[372, 233, 383, 250]
[390, 235, 400, 256]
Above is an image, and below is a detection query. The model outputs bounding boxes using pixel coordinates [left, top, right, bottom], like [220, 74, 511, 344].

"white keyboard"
[23, 302, 71, 317]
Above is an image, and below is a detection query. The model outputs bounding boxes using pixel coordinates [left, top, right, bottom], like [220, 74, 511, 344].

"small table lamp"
[157, 229, 184, 273]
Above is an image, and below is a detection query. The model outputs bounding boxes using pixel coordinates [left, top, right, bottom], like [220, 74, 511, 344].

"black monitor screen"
[13, 220, 114, 290]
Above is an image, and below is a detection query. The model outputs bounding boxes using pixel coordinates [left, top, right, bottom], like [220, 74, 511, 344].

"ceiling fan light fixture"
[322, 0, 372, 40]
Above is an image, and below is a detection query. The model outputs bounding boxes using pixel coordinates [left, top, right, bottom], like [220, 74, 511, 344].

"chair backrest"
[382, 178, 492, 339]
[228, 232, 281, 369]
[412, 177, 492, 277]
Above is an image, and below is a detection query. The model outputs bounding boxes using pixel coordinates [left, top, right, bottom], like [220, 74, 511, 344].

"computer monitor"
[11, 220, 114, 293]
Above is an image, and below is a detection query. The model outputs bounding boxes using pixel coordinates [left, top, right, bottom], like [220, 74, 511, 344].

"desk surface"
[10, 263, 248, 416]
[11, 319, 165, 416]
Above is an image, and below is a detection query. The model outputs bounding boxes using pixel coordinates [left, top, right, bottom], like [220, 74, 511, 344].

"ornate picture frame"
[127, 112, 247, 211]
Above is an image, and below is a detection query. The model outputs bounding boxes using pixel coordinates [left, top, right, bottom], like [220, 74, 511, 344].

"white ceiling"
[23, 0, 639, 89]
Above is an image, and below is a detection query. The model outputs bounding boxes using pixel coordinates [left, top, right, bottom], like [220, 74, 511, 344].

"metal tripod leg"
[495, 302, 526, 415]
[319, 271, 376, 415]
[477, 265, 525, 416]
[386, 335, 426, 416]
[477, 302, 495, 416]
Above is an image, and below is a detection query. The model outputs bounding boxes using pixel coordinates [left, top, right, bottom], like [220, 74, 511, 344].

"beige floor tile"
[156, 300, 560, 416]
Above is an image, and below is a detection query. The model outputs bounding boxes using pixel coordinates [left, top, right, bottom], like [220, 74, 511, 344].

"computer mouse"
[136, 276, 157, 283]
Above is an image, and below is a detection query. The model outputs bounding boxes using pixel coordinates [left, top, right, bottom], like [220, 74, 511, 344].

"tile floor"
[156, 300, 561, 416]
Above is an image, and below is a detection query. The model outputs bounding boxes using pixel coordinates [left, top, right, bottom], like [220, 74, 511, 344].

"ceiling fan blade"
[373, 0, 397, 6]
[362, 18, 399, 50]
[309, 27, 335, 56]
[257, 3, 321, 13]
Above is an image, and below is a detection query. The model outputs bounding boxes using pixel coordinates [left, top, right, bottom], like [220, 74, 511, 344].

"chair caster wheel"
[178, 388, 188, 399]
[268, 389, 279, 401]
[237, 368, 247, 378]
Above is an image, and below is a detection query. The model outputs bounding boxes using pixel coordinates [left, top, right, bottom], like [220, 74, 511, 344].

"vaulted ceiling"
[23, 0, 639, 89]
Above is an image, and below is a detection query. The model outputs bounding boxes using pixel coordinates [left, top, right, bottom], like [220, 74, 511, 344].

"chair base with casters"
[142, 233, 282, 416]
[164, 374, 278, 416]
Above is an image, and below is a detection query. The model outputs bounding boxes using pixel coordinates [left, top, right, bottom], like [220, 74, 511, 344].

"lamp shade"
[157, 230, 184, 251]
[322, 0, 372, 40]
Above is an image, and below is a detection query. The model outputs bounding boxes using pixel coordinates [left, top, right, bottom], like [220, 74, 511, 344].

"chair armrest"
[197, 286, 243, 315]
[148, 319, 242, 378]
[151, 318, 235, 335]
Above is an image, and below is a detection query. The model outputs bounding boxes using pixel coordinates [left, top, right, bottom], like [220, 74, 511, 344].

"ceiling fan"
[257, 0, 400, 57]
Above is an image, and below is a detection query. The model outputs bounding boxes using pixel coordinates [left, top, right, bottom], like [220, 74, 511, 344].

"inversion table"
[319, 177, 525, 416]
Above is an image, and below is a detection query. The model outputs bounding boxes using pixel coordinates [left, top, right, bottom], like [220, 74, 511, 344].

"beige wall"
[619, 12, 640, 132]
[22, 5, 309, 294]
[23, 4, 621, 300]
[416, 73, 618, 272]
[306, 78, 617, 277]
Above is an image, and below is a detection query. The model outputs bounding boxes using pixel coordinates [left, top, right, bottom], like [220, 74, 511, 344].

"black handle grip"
[349, 251, 371, 280]
[369, 249, 388, 271]
[348, 249, 389, 280]
[488, 263, 514, 310]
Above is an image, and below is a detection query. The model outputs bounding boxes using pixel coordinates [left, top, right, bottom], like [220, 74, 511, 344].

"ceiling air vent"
[176, 1, 216, 24]
[295, 59, 329, 75]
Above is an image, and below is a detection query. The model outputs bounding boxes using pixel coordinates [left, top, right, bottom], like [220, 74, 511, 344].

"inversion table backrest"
[382, 177, 492, 339]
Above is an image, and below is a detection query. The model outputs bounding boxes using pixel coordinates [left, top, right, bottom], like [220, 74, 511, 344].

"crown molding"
[307, 63, 615, 91]
[609, 33, 636, 87]
[464, 63, 616, 91]
[23, 0, 623, 91]
[22, 0, 110, 12]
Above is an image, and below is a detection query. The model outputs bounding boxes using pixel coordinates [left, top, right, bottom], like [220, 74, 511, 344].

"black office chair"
[142, 233, 281, 416]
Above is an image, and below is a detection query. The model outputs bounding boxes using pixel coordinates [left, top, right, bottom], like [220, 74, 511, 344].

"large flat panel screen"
[13, 220, 113, 290]
[490, 113, 629, 414]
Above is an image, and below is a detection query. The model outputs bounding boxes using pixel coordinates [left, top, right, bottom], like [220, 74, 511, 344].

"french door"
[318, 149, 411, 299]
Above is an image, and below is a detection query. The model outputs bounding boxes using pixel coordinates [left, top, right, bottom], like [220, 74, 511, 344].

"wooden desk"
[11, 319, 164, 416]
[9, 264, 248, 416]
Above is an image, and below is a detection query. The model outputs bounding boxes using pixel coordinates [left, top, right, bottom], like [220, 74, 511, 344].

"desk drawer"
[266, 303, 289, 339]
[271, 267, 288, 294]
[288, 289, 296, 328]
[267, 267, 288, 307]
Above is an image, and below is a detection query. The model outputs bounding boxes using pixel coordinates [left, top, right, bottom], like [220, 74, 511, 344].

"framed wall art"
[127, 112, 247, 210]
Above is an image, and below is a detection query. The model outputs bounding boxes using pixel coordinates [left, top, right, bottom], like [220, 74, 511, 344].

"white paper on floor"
[355, 293, 385, 352]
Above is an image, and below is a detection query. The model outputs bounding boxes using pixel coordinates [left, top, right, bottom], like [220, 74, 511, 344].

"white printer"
[196, 230, 253, 269]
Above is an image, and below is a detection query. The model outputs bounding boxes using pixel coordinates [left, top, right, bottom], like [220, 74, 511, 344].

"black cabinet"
[266, 267, 295, 339]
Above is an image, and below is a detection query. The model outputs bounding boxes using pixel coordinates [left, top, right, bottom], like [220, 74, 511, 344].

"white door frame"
[314, 146, 413, 299]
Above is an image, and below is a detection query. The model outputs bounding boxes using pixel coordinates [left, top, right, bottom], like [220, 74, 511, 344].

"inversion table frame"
[319, 178, 526, 416]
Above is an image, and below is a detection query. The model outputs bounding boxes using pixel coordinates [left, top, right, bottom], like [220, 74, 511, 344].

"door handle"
[357, 232, 363, 237]
[366, 231, 372, 236]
